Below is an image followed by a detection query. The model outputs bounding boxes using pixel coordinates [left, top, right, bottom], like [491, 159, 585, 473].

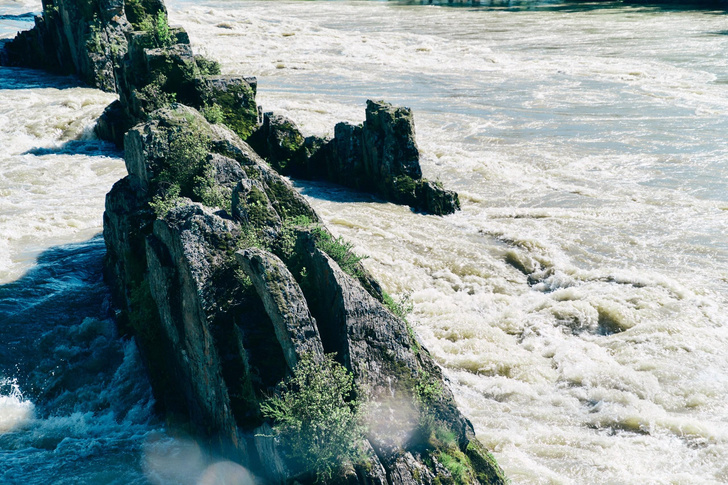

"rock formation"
[105, 103, 505, 484]
[250, 101, 461, 215]
[3, 0, 505, 483]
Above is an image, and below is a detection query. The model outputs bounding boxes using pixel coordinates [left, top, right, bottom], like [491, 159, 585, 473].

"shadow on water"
[0, 235, 159, 485]
[0, 65, 84, 91]
[0, 235, 118, 404]
[293, 178, 423, 213]
[22, 137, 122, 157]
[0, 13, 36, 21]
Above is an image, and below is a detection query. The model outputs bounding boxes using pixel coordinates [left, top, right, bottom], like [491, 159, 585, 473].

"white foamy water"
[0, 66, 125, 282]
[0, 379, 34, 433]
[1, 0, 728, 483]
[168, 1, 728, 483]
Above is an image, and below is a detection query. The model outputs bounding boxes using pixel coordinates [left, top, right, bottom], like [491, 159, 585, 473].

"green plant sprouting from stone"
[138, 73, 177, 113]
[201, 103, 224, 124]
[149, 183, 181, 218]
[382, 291, 413, 320]
[260, 353, 366, 481]
[193, 165, 232, 211]
[311, 226, 368, 279]
[159, 130, 210, 195]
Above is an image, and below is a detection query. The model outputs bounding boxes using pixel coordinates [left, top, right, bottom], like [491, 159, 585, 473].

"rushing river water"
[2, 0, 728, 483]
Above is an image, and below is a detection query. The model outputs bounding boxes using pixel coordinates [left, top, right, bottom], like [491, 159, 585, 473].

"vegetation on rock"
[261, 353, 366, 481]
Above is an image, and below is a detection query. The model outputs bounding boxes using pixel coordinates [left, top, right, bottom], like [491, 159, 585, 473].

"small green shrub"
[158, 130, 210, 194]
[137, 74, 176, 114]
[382, 291, 413, 320]
[193, 165, 232, 211]
[438, 450, 475, 484]
[201, 103, 224, 124]
[149, 184, 181, 218]
[135, 9, 174, 47]
[86, 17, 103, 53]
[278, 215, 314, 259]
[415, 370, 442, 409]
[236, 224, 266, 251]
[261, 353, 366, 482]
[196, 56, 222, 76]
[153, 11, 173, 47]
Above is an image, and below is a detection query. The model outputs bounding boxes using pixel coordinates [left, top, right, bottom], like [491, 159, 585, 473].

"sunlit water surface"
[2, 0, 728, 483]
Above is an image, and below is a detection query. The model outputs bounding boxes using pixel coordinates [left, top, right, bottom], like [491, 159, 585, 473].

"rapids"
[1, 0, 728, 483]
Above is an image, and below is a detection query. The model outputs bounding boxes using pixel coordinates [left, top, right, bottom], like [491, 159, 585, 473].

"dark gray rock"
[235, 247, 324, 371]
[197, 76, 259, 140]
[362, 99, 422, 182]
[1, 0, 129, 91]
[231, 179, 281, 230]
[206, 152, 248, 189]
[256, 100, 460, 216]
[144, 201, 248, 462]
[105, 106, 506, 483]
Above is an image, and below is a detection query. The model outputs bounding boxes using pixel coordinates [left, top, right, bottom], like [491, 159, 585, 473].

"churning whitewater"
[2, 0, 728, 483]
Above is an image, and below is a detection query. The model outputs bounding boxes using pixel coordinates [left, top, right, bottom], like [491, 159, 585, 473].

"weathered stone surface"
[235, 247, 324, 371]
[144, 42, 200, 103]
[1, 0, 129, 91]
[330, 122, 365, 187]
[250, 112, 306, 173]
[197, 76, 259, 140]
[143, 202, 252, 463]
[257, 100, 460, 216]
[206, 152, 247, 189]
[416, 179, 460, 215]
[253, 422, 290, 483]
[231, 179, 281, 230]
[362, 99, 422, 182]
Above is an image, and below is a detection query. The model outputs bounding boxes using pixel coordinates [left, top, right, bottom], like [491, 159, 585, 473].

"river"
[1, 0, 728, 483]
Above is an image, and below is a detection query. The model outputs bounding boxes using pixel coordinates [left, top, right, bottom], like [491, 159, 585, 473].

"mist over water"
[1, 0, 727, 483]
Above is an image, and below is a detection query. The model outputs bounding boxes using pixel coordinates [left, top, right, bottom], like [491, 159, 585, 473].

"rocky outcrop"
[103, 104, 506, 483]
[251, 100, 461, 215]
[0, 0, 146, 91]
[3, 0, 458, 215]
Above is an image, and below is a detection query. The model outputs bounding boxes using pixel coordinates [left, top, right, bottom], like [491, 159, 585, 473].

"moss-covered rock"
[197, 76, 259, 140]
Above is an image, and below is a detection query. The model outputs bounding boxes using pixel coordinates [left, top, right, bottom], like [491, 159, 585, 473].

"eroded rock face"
[362, 99, 422, 182]
[145, 202, 247, 460]
[103, 106, 506, 483]
[254, 100, 461, 216]
[235, 247, 324, 371]
[1, 0, 131, 91]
